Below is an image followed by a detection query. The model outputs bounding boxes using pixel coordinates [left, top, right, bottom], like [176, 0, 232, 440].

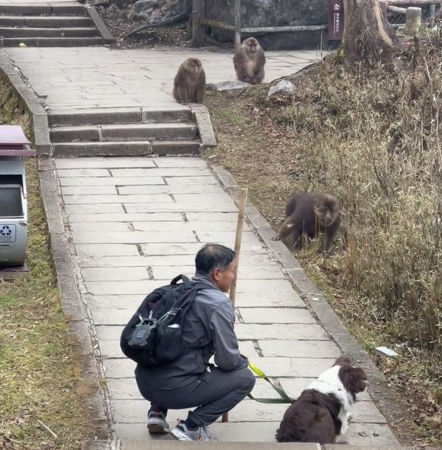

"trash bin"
[0, 125, 34, 267]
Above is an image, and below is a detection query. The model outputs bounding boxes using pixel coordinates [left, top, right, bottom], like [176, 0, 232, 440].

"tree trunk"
[342, 0, 401, 64]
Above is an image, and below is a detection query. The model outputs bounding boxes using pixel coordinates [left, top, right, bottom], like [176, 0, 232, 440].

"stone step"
[0, 4, 85, 16]
[50, 123, 198, 143]
[0, 26, 99, 38]
[1, 36, 104, 47]
[0, 15, 93, 28]
[152, 140, 201, 156]
[52, 140, 201, 157]
[49, 107, 194, 127]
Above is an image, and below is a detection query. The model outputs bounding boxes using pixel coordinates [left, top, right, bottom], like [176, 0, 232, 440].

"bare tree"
[342, 0, 402, 63]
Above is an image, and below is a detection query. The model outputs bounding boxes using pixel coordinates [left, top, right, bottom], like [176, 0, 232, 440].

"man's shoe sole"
[148, 423, 169, 434]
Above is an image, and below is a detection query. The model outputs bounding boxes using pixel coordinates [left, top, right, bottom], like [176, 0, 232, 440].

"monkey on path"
[173, 58, 206, 105]
[233, 37, 266, 85]
[274, 193, 341, 252]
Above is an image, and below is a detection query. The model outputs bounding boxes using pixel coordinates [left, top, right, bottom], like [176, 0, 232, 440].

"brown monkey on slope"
[274, 193, 341, 252]
[233, 37, 266, 85]
[173, 58, 206, 105]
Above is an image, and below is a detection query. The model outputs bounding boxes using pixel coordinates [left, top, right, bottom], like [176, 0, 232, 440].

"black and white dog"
[276, 356, 368, 444]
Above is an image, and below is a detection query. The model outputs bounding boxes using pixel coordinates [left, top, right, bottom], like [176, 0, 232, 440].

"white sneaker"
[147, 411, 170, 434]
[170, 421, 213, 441]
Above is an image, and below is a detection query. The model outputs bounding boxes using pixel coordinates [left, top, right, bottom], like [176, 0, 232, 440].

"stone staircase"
[0, 2, 113, 47]
[49, 107, 204, 157]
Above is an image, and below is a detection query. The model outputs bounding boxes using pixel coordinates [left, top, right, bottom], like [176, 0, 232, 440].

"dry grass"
[206, 33, 442, 445]
[0, 78, 102, 449]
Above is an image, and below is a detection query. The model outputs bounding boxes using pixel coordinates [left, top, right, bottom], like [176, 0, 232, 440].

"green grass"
[0, 77, 100, 449]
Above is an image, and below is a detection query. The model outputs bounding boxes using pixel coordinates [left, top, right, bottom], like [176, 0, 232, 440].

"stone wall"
[205, 0, 328, 50]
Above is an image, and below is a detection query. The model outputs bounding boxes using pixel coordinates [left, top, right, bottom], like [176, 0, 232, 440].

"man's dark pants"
[135, 366, 256, 427]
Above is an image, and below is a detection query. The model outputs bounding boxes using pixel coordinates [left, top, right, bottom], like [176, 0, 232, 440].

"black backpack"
[120, 274, 215, 368]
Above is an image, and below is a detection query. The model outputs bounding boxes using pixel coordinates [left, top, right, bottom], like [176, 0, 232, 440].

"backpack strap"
[170, 274, 192, 290]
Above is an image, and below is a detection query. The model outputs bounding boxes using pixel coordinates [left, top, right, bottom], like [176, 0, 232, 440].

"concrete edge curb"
[87, 6, 114, 42]
[210, 164, 406, 443]
[0, 53, 110, 436]
[83, 440, 432, 450]
[0, 49, 52, 156]
[190, 104, 217, 150]
[38, 157, 110, 438]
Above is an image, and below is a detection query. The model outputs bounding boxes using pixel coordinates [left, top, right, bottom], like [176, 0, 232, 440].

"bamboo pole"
[234, 0, 242, 49]
[229, 188, 248, 305]
[221, 187, 248, 423]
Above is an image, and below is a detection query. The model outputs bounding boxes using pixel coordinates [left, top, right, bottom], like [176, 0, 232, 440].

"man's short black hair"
[195, 244, 236, 277]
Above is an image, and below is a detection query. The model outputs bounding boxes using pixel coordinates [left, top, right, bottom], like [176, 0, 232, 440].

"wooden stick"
[222, 188, 248, 424]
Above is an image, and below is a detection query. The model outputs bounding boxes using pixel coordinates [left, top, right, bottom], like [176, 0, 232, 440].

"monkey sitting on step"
[173, 58, 206, 105]
[233, 37, 266, 85]
[273, 193, 341, 252]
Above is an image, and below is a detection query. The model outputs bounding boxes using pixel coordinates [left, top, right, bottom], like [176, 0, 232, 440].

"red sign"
[328, 0, 345, 41]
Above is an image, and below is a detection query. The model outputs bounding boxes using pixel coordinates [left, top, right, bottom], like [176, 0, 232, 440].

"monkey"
[233, 37, 266, 85]
[173, 58, 206, 105]
[273, 193, 341, 252]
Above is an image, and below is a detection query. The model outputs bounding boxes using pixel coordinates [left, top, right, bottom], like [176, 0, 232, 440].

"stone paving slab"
[101, 355, 342, 380]
[235, 324, 330, 341]
[110, 399, 386, 425]
[64, 185, 225, 197]
[238, 308, 316, 324]
[73, 231, 198, 244]
[85, 294, 304, 314]
[106, 377, 280, 402]
[114, 422, 397, 445]
[78, 253, 279, 268]
[60, 177, 167, 186]
[139, 243, 265, 255]
[75, 244, 140, 256]
[68, 213, 184, 223]
[150, 265, 286, 280]
[6, 47, 326, 110]
[50, 156, 397, 445]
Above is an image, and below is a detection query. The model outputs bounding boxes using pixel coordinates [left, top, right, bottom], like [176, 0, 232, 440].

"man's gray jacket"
[135, 275, 248, 390]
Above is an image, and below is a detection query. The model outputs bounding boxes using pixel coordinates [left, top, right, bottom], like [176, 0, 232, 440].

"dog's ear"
[339, 365, 368, 396]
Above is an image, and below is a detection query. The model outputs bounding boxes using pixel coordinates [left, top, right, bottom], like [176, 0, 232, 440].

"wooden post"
[234, 0, 241, 48]
[429, 3, 436, 27]
[221, 187, 248, 424]
[192, 0, 205, 47]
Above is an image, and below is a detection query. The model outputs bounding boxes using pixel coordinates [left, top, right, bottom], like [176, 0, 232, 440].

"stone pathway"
[56, 156, 398, 445]
[2, 17, 399, 444]
[5, 47, 325, 109]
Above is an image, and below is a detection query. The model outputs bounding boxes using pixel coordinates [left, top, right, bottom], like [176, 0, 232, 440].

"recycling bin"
[0, 126, 34, 267]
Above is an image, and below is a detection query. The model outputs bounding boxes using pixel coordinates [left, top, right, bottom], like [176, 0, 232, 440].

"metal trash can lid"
[0, 126, 34, 157]
[0, 125, 30, 145]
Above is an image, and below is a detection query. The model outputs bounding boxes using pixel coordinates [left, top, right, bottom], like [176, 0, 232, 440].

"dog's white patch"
[307, 365, 354, 435]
